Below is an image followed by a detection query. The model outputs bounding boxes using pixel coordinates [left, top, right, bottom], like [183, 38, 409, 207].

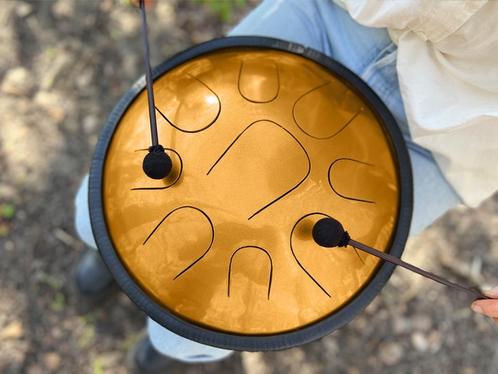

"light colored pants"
[75, 0, 462, 362]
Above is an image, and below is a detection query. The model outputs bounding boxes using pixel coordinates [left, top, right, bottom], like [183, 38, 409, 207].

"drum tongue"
[312, 217, 490, 301]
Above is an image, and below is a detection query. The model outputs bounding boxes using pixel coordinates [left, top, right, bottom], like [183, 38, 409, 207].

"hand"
[471, 287, 498, 323]
[130, 0, 155, 8]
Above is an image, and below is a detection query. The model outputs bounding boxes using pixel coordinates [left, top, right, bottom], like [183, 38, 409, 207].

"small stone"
[1, 67, 34, 96]
[379, 342, 403, 366]
[27, 366, 44, 374]
[427, 330, 442, 353]
[393, 317, 411, 334]
[96, 352, 120, 368]
[82, 115, 99, 134]
[51, 327, 63, 339]
[15, 2, 32, 17]
[411, 315, 432, 332]
[155, 0, 175, 25]
[191, 30, 216, 44]
[43, 352, 61, 371]
[75, 70, 93, 89]
[52, 0, 74, 18]
[347, 368, 361, 374]
[4, 240, 15, 251]
[34, 91, 59, 106]
[110, 9, 139, 35]
[365, 298, 380, 314]
[323, 337, 339, 355]
[0, 320, 23, 339]
[411, 332, 429, 352]
[34, 91, 66, 122]
[241, 351, 271, 374]
[0, 184, 18, 200]
[353, 316, 367, 330]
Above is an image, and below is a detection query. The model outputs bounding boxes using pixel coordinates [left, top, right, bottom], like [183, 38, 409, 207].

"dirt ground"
[1, 1, 497, 373]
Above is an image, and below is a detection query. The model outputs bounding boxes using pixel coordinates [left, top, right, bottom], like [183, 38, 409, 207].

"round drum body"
[89, 36, 412, 351]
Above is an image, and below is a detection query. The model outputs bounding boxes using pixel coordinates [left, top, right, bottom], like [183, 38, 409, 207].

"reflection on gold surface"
[102, 49, 400, 335]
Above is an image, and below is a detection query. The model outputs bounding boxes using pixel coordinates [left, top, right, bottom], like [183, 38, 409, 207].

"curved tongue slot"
[207, 120, 310, 220]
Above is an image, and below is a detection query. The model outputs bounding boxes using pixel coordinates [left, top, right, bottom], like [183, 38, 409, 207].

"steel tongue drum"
[88, 4, 485, 352]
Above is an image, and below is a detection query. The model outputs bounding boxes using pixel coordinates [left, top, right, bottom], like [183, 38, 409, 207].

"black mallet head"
[312, 217, 350, 248]
[142, 145, 172, 180]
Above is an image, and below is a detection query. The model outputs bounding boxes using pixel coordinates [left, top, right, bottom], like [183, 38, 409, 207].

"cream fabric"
[336, 0, 498, 206]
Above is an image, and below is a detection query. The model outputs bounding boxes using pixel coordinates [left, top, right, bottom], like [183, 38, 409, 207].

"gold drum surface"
[102, 47, 400, 335]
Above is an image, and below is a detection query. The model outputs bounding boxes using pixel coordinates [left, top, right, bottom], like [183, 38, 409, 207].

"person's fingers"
[471, 299, 498, 318]
[484, 286, 498, 298]
[130, 0, 155, 8]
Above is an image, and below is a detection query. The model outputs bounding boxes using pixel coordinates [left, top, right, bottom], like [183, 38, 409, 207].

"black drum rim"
[89, 36, 413, 351]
